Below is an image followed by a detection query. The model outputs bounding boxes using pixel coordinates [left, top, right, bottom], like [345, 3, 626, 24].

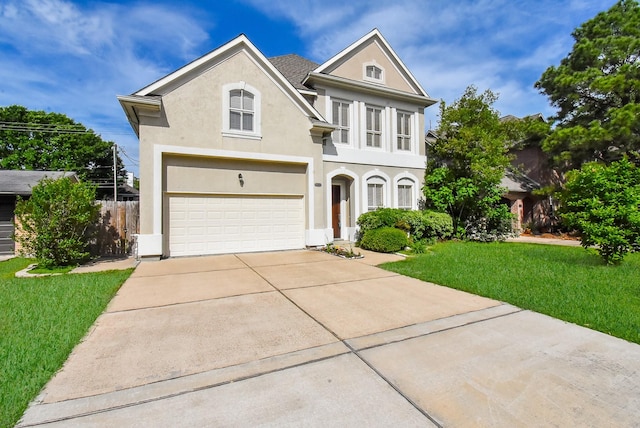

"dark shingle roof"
[269, 54, 319, 91]
[0, 170, 77, 195]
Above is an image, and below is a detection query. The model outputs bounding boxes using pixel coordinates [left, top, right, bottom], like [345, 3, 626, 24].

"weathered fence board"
[94, 200, 139, 256]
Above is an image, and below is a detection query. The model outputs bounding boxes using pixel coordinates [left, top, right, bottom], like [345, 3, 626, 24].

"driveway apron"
[18, 250, 640, 427]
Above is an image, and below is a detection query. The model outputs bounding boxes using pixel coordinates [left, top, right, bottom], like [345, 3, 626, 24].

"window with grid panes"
[365, 65, 383, 81]
[332, 100, 350, 144]
[397, 182, 413, 210]
[366, 106, 382, 148]
[397, 112, 412, 151]
[367, 183, 384, 211]
[229, 89, 254, 132]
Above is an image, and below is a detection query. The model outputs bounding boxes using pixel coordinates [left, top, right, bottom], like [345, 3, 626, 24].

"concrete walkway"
[506, 235, 582, 246]
[18, 249, 640, 427]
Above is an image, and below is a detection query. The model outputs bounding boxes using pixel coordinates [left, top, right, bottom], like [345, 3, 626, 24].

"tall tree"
[535, 0, 640, 171]
[0, 105, 124, 182]
[423, 86, 516, 240]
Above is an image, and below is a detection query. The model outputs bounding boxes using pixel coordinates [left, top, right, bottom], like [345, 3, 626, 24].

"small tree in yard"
[560, 157, 640, 264]
[423, 85, 517, 240]
[14, 177, 100, 268]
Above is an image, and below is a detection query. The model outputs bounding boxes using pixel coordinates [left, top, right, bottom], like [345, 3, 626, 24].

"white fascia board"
[314, 29, 381, 74]
[307, 73, 437, 106]
[132, 34, 326, 123]
[323, 147, 426, 169]
[313, 28, 432, 99]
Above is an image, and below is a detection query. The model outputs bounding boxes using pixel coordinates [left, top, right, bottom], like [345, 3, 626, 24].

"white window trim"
[330, 99, 352, 146]
[363, 61, 385, 84]
[222, 81, 261, 140]
[393, 172, 420, 210]
[362, 170, 391, 212]
[396, 110, 413, 152]
[364, 104, 385, 151]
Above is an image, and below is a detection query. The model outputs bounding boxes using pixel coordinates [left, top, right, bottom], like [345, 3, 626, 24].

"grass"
[28, 264, 76, 274]
[0, 258, 133, 428]
[381, 241, 640, 345]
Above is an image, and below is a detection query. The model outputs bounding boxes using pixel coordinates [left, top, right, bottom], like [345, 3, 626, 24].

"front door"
[331, 185, 341, 238]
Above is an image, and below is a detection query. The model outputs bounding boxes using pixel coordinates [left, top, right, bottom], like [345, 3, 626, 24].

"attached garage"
[168, 195, 305, 257]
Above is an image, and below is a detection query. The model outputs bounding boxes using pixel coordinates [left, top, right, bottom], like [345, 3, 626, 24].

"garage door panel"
[169, 196, 304, 257]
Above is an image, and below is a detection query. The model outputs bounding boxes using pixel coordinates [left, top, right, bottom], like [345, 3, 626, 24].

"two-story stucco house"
[118, 29, 437, 259]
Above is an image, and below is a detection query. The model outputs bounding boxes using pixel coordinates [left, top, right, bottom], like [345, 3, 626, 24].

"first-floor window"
[397, 112, 412, 151]
[368, 181, 384, 211]
[366, 106, 382, 148]
[398, 182, 413, 210]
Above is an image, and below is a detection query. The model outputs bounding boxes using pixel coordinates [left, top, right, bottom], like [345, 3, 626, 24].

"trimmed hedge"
[360, 227, 408, 253]
[357, 208, 453, 241]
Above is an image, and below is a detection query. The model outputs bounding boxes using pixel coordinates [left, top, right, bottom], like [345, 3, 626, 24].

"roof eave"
[304, 72, 437, 107]
[117, 95, 162, 137]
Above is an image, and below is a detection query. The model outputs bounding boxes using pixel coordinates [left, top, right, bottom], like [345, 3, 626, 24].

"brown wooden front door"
[332, 185, 341, 238]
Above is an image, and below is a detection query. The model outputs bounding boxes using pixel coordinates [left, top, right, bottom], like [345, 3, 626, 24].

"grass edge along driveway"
[0, 258, 132, 428]
[381, 241, 640, 345]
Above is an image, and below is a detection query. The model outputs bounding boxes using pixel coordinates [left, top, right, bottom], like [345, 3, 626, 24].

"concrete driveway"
[18, 249, 640, 427]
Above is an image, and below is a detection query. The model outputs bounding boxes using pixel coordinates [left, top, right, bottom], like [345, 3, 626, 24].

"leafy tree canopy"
[423, 86, 517, 240]
[0, 105, 124, 182]
[14, 177, 100, 268]
[535, 0, 640, 171]
[559, 157, 640, 264]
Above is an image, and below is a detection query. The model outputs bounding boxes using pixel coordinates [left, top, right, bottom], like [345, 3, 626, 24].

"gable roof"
[310, 28, 433, 100]
[118, 35, 329, 136]
[269, 54, 319, 92]
[501, 169, 540, 193]
[0, 170, 78, 195]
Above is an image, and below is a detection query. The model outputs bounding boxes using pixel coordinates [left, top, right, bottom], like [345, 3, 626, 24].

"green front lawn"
[381, 241, 640, 344]
[0, 258, 132, 428]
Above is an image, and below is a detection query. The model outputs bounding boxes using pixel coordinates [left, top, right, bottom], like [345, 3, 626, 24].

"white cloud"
[0, 0, 213, 174]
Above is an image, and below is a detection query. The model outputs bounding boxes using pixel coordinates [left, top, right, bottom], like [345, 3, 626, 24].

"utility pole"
[113, 143, 118, 202]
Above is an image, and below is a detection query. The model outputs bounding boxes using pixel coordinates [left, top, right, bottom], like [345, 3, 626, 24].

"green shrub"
[14, 177, 99, 268]
[420, 210, 454, 240]
[409, 238, 431, 254]
[357, 208, 453, 242]
[360, 227, 408, 253]
[357, 208, 403, 236]
[560, 158, 640, 264]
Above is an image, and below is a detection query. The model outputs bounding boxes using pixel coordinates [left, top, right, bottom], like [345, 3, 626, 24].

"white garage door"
[169, 195, 305, 257]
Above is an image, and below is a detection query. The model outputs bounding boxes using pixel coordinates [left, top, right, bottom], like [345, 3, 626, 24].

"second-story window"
[366, 106, 382, 148]
[229, 89, 254, 132]
[397, 112, 412, 151]
[332, 100, 350, 144]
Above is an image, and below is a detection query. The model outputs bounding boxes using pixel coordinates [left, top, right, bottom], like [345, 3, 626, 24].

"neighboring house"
[0, 170, 78, 255]
[118, 29, 436, 259]
[502, 113, 560, 232]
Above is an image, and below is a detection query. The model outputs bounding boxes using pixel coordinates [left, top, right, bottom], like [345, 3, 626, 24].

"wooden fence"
[93, 200, 140, 256]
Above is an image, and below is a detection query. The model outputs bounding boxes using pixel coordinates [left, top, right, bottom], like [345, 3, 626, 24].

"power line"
[0, 121, 134, 136]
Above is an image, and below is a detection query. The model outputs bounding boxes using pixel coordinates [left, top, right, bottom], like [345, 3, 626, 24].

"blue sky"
[0, 0, 618, 175]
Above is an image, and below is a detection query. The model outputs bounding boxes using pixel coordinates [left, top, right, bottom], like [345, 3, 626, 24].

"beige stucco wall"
[322, 160, 425, 217]
[164, 156, 307, 196]
[330, 40, 416, 94]
[136, 49, 326, 236]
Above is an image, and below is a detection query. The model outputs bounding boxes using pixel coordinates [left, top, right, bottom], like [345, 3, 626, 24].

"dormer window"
[363, 62, 384, 83]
